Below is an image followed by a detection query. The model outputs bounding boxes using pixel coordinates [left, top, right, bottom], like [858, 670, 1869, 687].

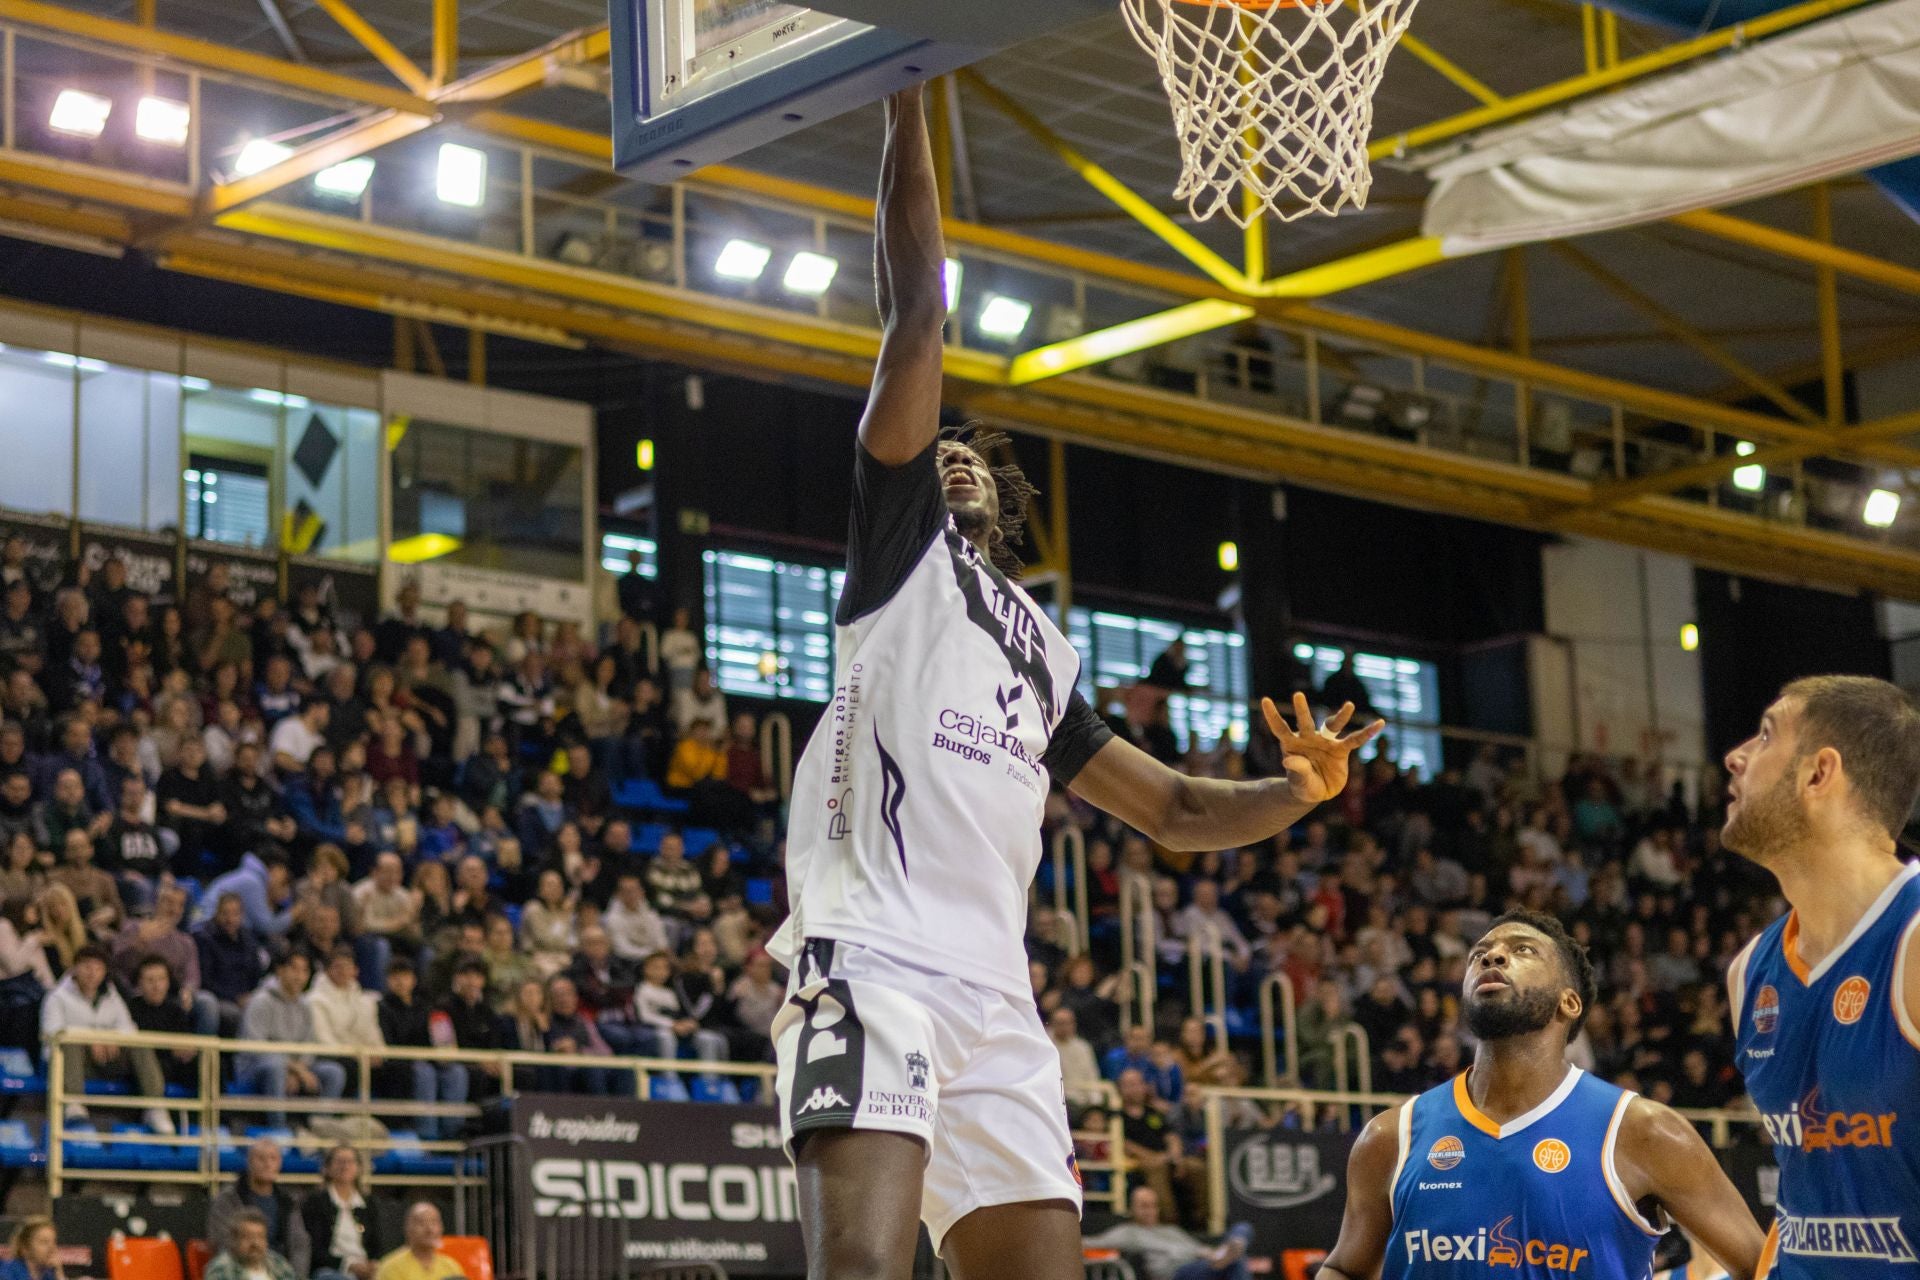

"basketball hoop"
[1121, 0, 1422, 225]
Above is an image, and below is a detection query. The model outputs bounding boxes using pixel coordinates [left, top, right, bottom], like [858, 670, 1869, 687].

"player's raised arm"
[1067, 692, 1382, 851]
[1316, 1106, 1403, 1280]
[1614, 1097, 1764, 1280]
[858, 85, 946, 467]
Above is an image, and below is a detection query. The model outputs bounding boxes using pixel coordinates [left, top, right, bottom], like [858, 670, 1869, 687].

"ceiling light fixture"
[436, 143, 487, 207]
[134, 96, 190, 146]
[978, 294, 1033, 341]
[783, 251, 839, 296]
[49, 89, 111, 139]
[313, 157, 375, 198]
[714, 238, 772, 281]
[233, 138, 292, 177]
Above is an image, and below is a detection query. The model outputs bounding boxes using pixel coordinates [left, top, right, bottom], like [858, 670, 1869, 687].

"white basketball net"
[1121, 0, 1422, 226]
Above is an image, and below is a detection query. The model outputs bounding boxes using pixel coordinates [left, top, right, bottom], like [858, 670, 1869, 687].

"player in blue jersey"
[1722, 676, 1920, 1277]
[1319, 910, 1761, 1280]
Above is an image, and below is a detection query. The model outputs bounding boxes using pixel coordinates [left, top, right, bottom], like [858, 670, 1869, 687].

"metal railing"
[1050, 826, 1089, 958]
[46, 1027, 778, 1196]
[1199, 1084, 1764, 1235]
[759, 711, 794, 803]
[1185, 923, 1229, 1056]
[1116, 872, 1157, 1037]
[1255, 973, 1298, 1089]
[1327, 1025, 1373, 1106]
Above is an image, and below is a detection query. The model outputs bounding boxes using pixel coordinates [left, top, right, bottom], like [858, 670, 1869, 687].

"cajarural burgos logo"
[1401, 1215, 1593, 1272]
[529, 1112, 799, 1224]
[1228, 1139, 1337, 1209]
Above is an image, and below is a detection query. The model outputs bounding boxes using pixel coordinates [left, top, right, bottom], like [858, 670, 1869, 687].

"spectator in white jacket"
[1048, 1006, 1106, 1108]
[306, 946, 383, 1098]
[41, 943, 172, 1133]
[603, 874, 670, 961]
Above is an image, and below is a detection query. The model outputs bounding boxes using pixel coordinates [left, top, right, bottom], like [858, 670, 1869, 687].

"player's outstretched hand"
[1262, 691, 1385, 805]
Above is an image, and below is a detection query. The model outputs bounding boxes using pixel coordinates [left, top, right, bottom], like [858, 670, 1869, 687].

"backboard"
[609, 0, 1110, 178]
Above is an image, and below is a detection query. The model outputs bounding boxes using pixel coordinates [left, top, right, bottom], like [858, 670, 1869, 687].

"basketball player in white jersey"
[768, 85, 1384, 1280]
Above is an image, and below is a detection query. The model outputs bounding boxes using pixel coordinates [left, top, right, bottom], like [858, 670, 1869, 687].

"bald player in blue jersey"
[1722, 676, 1920, 1278]
[1319, 910, 1762, 1280]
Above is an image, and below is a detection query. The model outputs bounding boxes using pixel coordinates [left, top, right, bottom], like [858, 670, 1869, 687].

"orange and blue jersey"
[1731, 859, 1920, 1277]
[1385, 1066, 1662, 1279]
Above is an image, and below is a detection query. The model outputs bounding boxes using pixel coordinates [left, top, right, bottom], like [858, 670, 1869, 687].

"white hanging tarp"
[1418, 0, 1920, 255]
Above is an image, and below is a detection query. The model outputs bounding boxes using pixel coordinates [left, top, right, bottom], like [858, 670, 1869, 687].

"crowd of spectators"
[0, 536, 787, 1134]
[0, 532, 1787, 1244]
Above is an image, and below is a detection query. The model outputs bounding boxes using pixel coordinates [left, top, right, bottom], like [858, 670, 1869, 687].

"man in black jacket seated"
[294, 1144, 389, 1280]
[435, 957, 504, 1101]
[374, 957, 469, 1140]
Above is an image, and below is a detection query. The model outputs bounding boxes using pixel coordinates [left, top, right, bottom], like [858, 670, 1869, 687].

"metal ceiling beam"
[0, 172, 1908, 596]
[1671, 208, 1920, 300]
[308, 0, 430, 94]
[1550, 242, 1823, 427]
[432, 0, 457, 88]
[194, 24, 608, 219]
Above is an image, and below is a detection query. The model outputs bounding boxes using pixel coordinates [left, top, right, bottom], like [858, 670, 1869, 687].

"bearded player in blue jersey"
[1319, 911, 1761, 1280]
[1723, 676, 1920, 1278]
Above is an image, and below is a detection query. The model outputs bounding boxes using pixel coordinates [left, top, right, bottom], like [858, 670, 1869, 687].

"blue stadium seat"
[142, 1122, 200, 1171]
[83, 1079, 131, 1096]
[378, 1130, 453, 1176]
[502, 903, 522, 930]
[1223, 1007, 1258, 1040]
[735, 1077, 758, 1104]
[60, 1122, 118, 1169]
[615, 778, 689, 815]
[649, 1075, 691, 1103]
[225, 1076, 259, 1096]
[0, 1120, 42, 1169]
[631, 823, 669, 856]
[217, 1127, 246, 1174]
[744, 878, 774, 907]
[0, 1048, 44, 1096]
[164, 1082, 196, 1099]
[682, 828, 721, 854]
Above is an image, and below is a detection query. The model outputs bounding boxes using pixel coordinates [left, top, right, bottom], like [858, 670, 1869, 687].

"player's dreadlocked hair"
[940, 422, 1038, 579]
[1486, 909, 1598, 1039]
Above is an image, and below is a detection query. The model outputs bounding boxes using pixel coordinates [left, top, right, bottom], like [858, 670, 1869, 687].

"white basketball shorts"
[772, 937, 1083, 1253]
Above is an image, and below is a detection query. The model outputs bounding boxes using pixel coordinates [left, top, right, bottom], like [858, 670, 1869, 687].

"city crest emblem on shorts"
[905, 1051, 930, 1091]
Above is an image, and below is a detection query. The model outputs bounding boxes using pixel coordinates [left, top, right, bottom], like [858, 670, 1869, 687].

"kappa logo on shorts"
[796, 1086, 851, 1115]
[905, 1051, 929, 1091]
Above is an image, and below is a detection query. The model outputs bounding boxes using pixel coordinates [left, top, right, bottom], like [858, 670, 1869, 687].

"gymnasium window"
[1066, 608, 1250, 751]
[1293, 642, 1443, 777]
[702, 550, 843, 702]
[185, 457, 272, 548]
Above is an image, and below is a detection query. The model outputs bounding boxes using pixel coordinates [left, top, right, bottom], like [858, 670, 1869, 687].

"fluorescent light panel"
[49, 89, 111, 139]
[978, 294, 1033, 340]
[314, 157, 375, 198]
[714, 239, 771, 281]
[783, 251, 839, 296]
[1730, 440, 1765, 493]
[234, 138, 291, 176]
[1865, 488, 1902, 528]
[135, 96, 190, 146]
[436, 143, 487, 207]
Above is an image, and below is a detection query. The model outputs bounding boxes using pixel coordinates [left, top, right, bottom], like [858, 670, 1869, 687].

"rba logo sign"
[1228, 1139, 1338, 1209]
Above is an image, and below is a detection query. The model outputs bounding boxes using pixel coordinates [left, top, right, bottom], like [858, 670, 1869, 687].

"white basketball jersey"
[769, 442, 1107, 999]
